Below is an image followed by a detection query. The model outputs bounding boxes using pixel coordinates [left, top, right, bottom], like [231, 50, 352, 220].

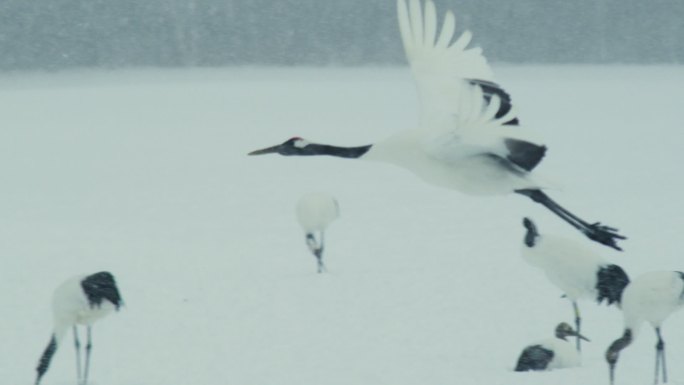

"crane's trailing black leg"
[35, 334, 58, 385]
[655, 327, 667, 385]
[515, 189, 626, 251]
[572, 301, 582, 352]
[74, 326, 82, 384]
[318, 232, 327, 273]
[83, 326, 93, 385]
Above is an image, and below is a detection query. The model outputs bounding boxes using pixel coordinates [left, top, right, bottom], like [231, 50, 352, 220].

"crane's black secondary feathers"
[469, 79, 519, 126]
[596, 264, 630, 305]
[515, 345, 554, 371]
[505, 139, 547, 172]
[81, 272, 123, 310]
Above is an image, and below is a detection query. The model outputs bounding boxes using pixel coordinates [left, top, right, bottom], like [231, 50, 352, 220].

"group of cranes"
[249, 0, 680, 384]
[517, 217, 683, 384]
[30, 0, 678, 385]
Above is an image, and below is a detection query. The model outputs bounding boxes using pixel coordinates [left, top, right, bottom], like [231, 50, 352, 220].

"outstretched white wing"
[398, 0, 542, 171]
[397, 0, 518, 132]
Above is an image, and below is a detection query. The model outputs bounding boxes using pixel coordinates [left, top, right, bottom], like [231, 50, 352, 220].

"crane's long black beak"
[570, 330, 590, 342]
[248, 145, 280, 156]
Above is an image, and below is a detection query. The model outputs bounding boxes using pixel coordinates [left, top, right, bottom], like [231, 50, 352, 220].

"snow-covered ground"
[0, 65, 682, 385]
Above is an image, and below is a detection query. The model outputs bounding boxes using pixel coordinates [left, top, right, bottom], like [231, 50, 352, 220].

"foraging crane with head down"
[296, 192, 340, 273]
[249, 0, 625, 251]
[35, 271, 123, 385]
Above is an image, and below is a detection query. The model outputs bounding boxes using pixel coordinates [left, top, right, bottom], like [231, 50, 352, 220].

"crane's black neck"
[297, 143, 372, 159]
[606, 328, 633, 365]
[606, 329, 632, 385]
[522, 217, 538, 247]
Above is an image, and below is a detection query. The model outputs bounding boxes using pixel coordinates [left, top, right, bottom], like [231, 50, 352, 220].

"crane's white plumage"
[52, 275, 118, 337]
[397, 0, 496, 129]
[620, 271, 684, 331]
[606, 271, 684, 385]
[522, 231, 609, 301]
[365, 0, 540, 195]
[296, 192, 340, 233]
[515, 323, 585, 372]
[534, 338, 581, 370]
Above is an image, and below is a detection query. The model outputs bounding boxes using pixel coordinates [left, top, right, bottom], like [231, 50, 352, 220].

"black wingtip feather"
[469, 79, 519, 125]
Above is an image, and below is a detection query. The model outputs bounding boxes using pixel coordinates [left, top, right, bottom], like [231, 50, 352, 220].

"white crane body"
[35, 272, 122, 385]
[296, 193, 340, 233]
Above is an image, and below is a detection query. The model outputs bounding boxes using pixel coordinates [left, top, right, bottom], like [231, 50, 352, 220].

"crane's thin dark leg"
[573, 301, 582, 352]
[315, 250, 325, 273]
[307, 232, 326, 273]
[83, 326, 92, 385]
[318, 232, 326, 273]
[515, 189, 626, 251]
[655, 327, 667, 384]
[74, 326, 82, 385]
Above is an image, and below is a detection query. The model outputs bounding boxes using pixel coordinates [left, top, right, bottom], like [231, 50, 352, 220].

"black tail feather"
[35, 335, 57, 385]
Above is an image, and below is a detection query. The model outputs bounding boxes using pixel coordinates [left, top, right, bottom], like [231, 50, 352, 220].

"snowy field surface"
[0, 65, 683, 385]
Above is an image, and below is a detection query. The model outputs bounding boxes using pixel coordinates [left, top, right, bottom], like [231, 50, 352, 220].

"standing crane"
[35, 271, 123, 385]
[249, 0, 625, 250]
[605, 271, 684, 385]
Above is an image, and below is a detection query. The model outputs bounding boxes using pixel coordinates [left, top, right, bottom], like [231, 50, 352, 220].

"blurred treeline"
[0, 0, 681, 70]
